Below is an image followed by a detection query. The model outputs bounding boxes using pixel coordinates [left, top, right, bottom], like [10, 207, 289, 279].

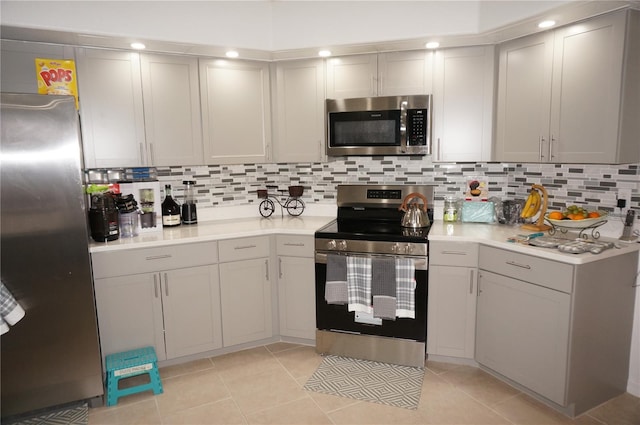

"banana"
[529, 190, 541, 217]
[520, 188, 541, 219]
[520, 192, 533, 218]
[520, 191, 534, 218]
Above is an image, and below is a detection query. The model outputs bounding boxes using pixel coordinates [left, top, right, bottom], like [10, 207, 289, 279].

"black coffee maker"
[89, 192, 119, 242]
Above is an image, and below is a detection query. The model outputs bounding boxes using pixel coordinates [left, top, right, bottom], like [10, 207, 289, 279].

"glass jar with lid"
[443, 196, 459, 222]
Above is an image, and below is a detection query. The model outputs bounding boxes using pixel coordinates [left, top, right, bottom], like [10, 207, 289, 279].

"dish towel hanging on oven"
[346, 256, 372, 313]
[1, 281, 26, 336]
[371, 257, 397, 320]
[325, 254, 348, 304]
[395, 258, 416, 319]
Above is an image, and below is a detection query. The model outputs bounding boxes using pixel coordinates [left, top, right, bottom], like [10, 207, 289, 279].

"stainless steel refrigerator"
[1, 93, 103, 419]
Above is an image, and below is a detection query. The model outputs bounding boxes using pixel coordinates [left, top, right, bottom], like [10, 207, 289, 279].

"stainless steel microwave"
[326, 95, 432, 156]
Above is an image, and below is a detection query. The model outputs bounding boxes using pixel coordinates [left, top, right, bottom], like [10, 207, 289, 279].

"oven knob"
[391, 243, 401, 253]
[405, 244, 413, 254]
[337, 240, 348, 251]
[326, 240, 337, 250]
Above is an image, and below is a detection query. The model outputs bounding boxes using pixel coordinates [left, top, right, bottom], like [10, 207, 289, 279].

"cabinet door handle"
[146, 254, 172, 261]
[279, 257, 283, 278]
[154, 274, 159, 298]
[265, 259, 270, 281]
[234, 245, 257, 250]
[437, 138, 441, 161]
[549, 135, 556, 160]
[539, 136, 545, 161]
[506, 260, 531, 270]
[149, 143, 155, 164]
[284, 243, 305, 247]
[442, 250, 467, 256]
[164, 273, 169, 296]
[139, 143, 145, 163]
[469, 269, 475, 294]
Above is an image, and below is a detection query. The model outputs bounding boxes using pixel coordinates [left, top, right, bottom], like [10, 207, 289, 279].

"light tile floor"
[89, 343, 640, 425]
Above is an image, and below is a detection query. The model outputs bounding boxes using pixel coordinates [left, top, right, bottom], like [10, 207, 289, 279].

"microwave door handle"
[400, 101, 408, 152]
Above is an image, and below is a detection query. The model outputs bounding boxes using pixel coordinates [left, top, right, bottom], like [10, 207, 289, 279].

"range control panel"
[366, 189, 403, 200]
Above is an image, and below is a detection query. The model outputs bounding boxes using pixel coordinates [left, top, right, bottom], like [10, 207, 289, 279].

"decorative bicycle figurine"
[257, 185, 305, 217]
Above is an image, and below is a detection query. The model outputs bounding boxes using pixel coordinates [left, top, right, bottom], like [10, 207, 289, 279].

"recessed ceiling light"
[538, 20, 556, 29]
[318, 50, 332, 57]
[225, 50, 239, 58]
[425, 41, 440, 49]
[130, 42, 146, 50]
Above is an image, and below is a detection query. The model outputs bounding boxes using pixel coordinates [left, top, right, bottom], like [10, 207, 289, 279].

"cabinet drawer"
[276, 235, 314, 258]
[430, 241, 478, 267]
[218, 236, 270, 262]
[479, 246, 573, 293]
[92, 241, 218, 279]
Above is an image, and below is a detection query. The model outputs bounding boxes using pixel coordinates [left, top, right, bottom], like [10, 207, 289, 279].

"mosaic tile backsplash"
[145, 157, 639, 217]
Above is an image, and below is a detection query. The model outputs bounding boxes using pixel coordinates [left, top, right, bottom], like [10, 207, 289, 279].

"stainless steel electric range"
[314, 184, 434, 367]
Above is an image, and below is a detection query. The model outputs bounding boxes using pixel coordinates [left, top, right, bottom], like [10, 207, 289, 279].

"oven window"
[329, 110, 400, 147]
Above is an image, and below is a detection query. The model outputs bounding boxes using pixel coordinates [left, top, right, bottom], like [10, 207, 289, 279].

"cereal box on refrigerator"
[35, 58, 79, 109]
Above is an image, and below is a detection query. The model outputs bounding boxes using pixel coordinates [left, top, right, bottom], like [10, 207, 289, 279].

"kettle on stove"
[399, 192, 430, 228]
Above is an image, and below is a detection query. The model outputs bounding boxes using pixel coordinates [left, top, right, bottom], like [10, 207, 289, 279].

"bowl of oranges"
[545, 206, 608, 228]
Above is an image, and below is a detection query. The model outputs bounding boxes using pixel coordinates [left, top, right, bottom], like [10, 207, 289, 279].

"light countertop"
[90, 212, 639, 265]
[428, 220, 640, 265]
[89, 215, 335, 253]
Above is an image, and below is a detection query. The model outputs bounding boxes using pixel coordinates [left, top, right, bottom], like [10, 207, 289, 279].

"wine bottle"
[161, 184, 181, 227]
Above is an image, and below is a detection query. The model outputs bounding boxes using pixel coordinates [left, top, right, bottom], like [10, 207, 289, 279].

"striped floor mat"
[303, 355, 424, 410]
[9, 403, 88, 425]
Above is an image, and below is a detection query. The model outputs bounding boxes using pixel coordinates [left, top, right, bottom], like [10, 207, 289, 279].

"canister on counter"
[443, 196, 459, 222]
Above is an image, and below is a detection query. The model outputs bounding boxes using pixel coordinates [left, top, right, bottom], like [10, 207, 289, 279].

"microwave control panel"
[407, 109, 428, 146]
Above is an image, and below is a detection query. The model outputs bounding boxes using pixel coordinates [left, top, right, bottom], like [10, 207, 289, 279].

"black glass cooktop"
[315, 219, 430, 243]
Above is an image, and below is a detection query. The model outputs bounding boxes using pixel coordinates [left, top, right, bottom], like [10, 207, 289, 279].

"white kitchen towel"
[395, 258, 416, 319]
[325, 254, 348, 304]
[347, 256, 372, 314]
[1, 281, 26, 335]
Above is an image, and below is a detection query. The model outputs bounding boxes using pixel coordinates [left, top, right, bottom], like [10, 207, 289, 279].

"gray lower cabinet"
[476, 268, 570, 405]
[92, 242, 222, 363]
[427, 241, 478, 359]
[218, 236, 273, 347]
[276, 235, 315, 340]
[477, 245, 638, 416]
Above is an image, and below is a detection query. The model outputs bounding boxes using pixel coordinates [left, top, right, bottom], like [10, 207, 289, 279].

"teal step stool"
[105, 346, 163, 406]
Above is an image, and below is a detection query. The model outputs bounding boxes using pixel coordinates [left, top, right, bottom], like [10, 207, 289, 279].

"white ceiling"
[1, 1, 636, 59]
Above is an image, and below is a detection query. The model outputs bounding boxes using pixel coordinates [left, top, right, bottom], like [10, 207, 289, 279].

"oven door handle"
[315, 251, 428, 271]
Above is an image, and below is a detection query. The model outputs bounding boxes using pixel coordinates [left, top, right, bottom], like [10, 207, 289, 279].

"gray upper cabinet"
[377, 51, 433, 96]
[432, 46, 495, 162]
[77, 49, 203, 168]
[199, 59, 272, 164]
[495, 9, 640, 164]
[140, 54, 203, 166]
[495, 32, 553, 163]
[325, 51, 433, 99]
[325, 54, 377, 98]
[76, 48, 146, 168]
[1, 40, 76, 94]
[272, 59, 325, 163]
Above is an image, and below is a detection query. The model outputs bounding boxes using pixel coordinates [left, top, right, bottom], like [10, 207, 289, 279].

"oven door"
[314, 252, 427, 342]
